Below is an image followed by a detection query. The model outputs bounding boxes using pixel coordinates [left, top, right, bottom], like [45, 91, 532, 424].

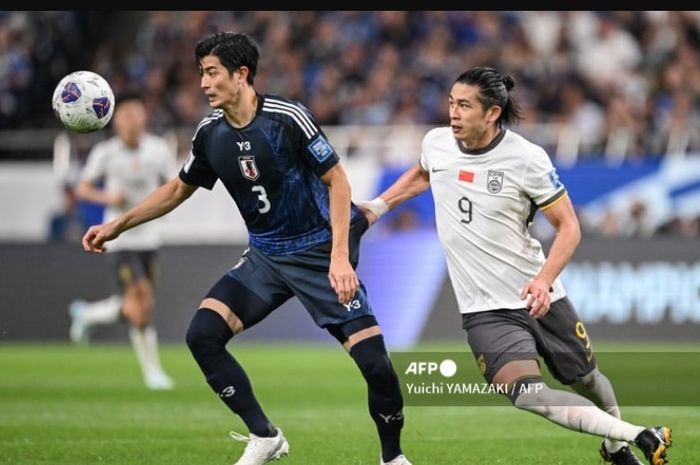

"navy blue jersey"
[179, 94, 360, 255]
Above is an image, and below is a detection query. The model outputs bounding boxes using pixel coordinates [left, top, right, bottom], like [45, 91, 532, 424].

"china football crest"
[238, 156, 260, 181]
[486, 170, 504, 194]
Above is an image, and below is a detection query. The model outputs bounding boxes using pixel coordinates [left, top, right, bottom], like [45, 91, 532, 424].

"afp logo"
[404, 359, 457, 378]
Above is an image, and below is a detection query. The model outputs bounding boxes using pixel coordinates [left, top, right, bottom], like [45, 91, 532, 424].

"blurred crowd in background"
[4, 11, 700, 155]
[2, 11, 700, 240]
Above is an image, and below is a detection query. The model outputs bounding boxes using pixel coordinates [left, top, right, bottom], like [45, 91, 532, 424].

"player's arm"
[74, 144, 124, 207]
[74, 179, 125, 207]
[82, 177, 197, 253]
[357, 163, 430, 225]
[521, 193, 581, 318]
[320, 162, 359, 305]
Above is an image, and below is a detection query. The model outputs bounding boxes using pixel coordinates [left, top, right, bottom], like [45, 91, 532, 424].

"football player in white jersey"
[69, 93, 177, 390]
[359, 67, 672, 465]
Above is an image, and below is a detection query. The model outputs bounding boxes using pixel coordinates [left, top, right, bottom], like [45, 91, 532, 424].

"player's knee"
[186, 308, 233, 358]
[130, 303, 152, 327]
[508, 376, 547, 406]
[129, 314, 150, 329]
[575, 366, 605, 390]
[350, 335, 398, 386]
[122, 306, 148, 329]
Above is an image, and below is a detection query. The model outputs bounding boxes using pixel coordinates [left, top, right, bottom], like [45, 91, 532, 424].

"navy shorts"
[205, 214, 376, 339]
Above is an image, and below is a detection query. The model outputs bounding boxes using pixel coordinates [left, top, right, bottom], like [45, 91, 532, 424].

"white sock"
[129, 325, 168, 379]
[571, 367, 629, 453]
[143, 325, 168, 376]
[514, 382, 644, 441]
[603, 406, 628, 452]
[82, 295, 122, 325]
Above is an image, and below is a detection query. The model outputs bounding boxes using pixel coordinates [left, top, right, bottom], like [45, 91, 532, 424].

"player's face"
[199, 55, 242, 109]
[113, 100, 147, 147]
[448, 83, 500, 149]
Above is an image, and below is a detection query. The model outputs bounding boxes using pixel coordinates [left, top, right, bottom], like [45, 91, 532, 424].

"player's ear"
[236, 66, 249, 85]
[487, 105, 502, 125]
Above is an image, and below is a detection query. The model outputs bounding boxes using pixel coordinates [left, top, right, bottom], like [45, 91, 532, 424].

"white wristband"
[357, 197, 389, 218]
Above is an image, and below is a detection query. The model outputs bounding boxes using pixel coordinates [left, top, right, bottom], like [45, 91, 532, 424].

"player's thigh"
[275, 214, 373, 329]
[536, 296, 597, 385]
[204, 248, 293, 332]
[110, 250, 154, 293]
[139, 250, 159, 285]
[461, 309, 540, 384]
[122, 279, 153, 311]
[277, 255, 376, 332]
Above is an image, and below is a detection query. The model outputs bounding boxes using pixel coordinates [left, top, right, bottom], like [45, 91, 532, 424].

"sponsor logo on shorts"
[477, 354, 487, 375]
[343, 299, 361, 312]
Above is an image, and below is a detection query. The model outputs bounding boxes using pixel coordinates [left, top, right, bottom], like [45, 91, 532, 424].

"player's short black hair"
[114, 90, 144, 107]
[454, 66, 523, 127]
[195, 31, 259, 85]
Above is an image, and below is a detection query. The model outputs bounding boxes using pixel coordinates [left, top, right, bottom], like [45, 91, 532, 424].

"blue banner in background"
[556, 159, 662, 205]
[357, 228, 447, 349]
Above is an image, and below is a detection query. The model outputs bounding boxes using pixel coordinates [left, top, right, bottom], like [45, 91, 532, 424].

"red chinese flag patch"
[458, 170, 474, 183]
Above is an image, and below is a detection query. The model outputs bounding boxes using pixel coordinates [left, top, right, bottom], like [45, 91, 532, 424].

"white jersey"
[81, 133, 176, 251]
[419, 127, 568, 314]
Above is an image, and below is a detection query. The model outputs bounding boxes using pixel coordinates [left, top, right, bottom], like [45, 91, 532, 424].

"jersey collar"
[456, 128, 506, 156]
[255, 92, 264, 115]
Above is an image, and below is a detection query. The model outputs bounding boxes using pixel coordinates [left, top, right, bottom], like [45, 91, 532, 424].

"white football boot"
[144, 370, 175, 390]
[230, 427, 289, 465]
[381, 454, 413, 465]
[68, 299, 90, 345]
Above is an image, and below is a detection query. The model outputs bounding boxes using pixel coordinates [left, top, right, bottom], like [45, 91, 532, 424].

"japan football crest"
[238, 156, 260, 181]
[486, 170, 504, 194]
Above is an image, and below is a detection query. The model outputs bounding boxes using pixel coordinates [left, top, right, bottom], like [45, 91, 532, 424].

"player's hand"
[82, 222, 120, 253]
[355, 200, 378, 226]
[520, 279, 552, 319]
[329, 257, 360, 305]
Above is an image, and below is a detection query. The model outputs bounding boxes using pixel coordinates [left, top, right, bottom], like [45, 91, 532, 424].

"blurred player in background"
[80, 32, 410, 465]
[359, 66, 672, 465]
[69, 92, 177, 391]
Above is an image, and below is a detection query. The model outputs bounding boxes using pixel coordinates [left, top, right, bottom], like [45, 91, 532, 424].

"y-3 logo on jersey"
[237, 141, 251, 151]
[238, 156, 260, 181]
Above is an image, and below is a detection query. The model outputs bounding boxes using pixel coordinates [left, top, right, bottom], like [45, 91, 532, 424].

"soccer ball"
[52, 70, 115, 133]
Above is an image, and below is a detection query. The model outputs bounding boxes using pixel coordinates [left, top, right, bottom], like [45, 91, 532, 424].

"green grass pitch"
[1, 342, 698, 464]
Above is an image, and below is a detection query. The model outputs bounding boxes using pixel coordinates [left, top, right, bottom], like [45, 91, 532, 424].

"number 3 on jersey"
[252, 185, 271, 213]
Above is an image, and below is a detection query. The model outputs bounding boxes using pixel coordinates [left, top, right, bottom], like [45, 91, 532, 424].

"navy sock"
[350, 334, 404, 462]
[186, 308, 275, 437]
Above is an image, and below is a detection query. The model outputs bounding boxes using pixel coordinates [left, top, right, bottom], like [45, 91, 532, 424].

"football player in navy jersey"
[81, 31, 410, 465]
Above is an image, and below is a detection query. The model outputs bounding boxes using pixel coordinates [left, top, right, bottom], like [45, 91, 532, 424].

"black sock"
[350, 334, 404, 462]
[186, 308, 276, 437]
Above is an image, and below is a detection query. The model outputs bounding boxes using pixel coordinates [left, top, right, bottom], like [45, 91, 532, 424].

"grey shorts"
[461, 296, 596, 385]
[110, 250, 157, 291]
